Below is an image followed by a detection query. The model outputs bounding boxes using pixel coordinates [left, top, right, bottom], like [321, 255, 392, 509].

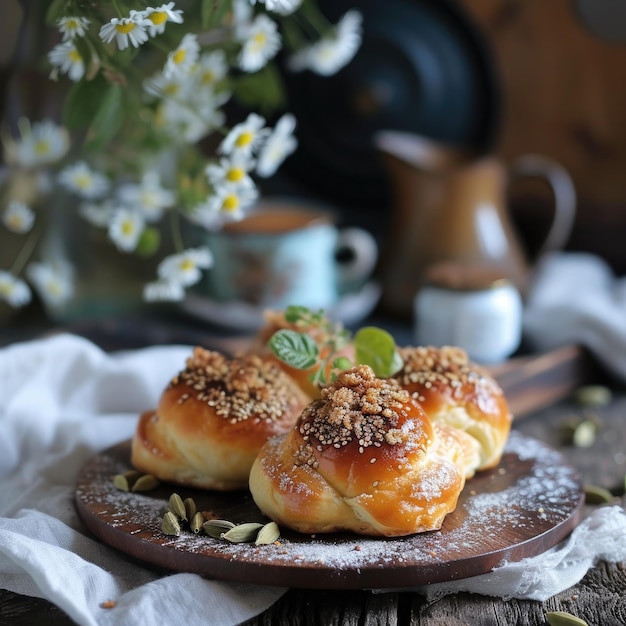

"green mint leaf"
[354, 327, 403, 378]
[268, 329, 318, 370]
[284, 305, 311, 324]
[332, 356, 352, 371]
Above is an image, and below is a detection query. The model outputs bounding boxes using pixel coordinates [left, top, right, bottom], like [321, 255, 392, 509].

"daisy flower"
[143, 279, 185, 302]
[99, 11, 152, 51]
[48, 41, 85, 82]
[108, 208, 145, 252]
[0, 271, 31, 308]
[158, 92, 227, 143]
[288, 10, 362, 76]
[117, 171, 175, 222]
[144, 70, 193, 101]
[206, 184, 259, 224]
[142, 3, 184, 37]
[218, 113, 270, 158]
[5, 119, 70, 168]
[26, 260, 73, 307]
[157, 247, 213, 287]
[237, 14, 281, 73]
[206, 154, 256, 190]
[254, 0, 303, 16]
[193, 50, 228, 91]
[57, 16, 91, 41]
[256, 113, 297, 177]
[58, 161, 110, 199]
[164, 33, 200, 79]
[2, 200, 35, 234]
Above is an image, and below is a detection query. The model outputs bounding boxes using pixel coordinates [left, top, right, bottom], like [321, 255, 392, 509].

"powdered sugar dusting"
[75, 431, 583, 588]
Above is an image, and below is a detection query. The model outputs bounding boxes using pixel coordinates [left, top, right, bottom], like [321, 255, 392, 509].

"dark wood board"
[75, 431, 584, 590]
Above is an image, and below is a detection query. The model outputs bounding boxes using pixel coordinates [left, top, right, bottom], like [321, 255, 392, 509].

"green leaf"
[354, 327, 403, 378]
[268, 329, 318, 370]
[284, 305, 311, 324]
[332, 356, 352, 371]
[63, 75, 111, 130]
[232, 64, 286, 114]
[135, 227, 161, 257]
[84, 84, 124, 151]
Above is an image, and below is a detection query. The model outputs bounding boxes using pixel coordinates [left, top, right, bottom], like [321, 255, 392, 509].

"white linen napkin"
[0, 333, 625, 625]
[523, 252, 626, 381]
[0, 334, 286, 626]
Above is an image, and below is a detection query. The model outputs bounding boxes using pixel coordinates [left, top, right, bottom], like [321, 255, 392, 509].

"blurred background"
[2, 0, 626, 344]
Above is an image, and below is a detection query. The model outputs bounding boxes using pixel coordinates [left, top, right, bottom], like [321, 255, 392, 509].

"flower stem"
[169, 208, 185, 253]
[10, 226, 41, 277]
[112, 0, 124, 19]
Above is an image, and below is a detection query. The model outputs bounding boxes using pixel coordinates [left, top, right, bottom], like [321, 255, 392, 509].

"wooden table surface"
[1, 321, 625, 626]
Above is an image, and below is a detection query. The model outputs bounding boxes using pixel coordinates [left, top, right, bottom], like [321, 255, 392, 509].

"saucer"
[180, 281, 382, 332]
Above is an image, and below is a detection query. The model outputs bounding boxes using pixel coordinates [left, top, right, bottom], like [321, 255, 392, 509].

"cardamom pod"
[184, 497, 197, 521]
[574, 385, 612, 408]
[546, 610, 589, 626]
[168, 493, 187, 520]
[131, 474, 160, 492]
[162, 511, 181, 536]
[222, 522, 264, 543]
[572, 420, 596, 448]
[190, 511, 204, 534]
[584, 484, 615, 504]
[202, 519, 236, 539]
[112, 474, 130, 492]
[255, 521, 280, 545]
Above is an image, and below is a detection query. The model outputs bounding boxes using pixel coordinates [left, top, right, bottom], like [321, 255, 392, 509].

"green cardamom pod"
[112, 474, 130, 491]
[572, 420, 596, 448]
[255, 521, 280, 545]
[202, 519, 236, 539]
[184, 497, 197, 521]
[222, 522, 264, 543]
[584, 484, 615, 504]
[190, 511, 204, 534]
[162, 511, 181, 536]
[546, 610, 589, 626]
[168, 493, 187, 520]
[131, 474, 160, 492]
[574, 385, 612, 408]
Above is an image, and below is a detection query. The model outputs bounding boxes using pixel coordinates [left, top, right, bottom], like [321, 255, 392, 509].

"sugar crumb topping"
[298, 365, 414, 450]
[395, 345, 503, 399]
[171, 347, 300, 423]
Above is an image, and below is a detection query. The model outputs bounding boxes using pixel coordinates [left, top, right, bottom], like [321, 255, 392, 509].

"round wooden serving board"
[75, 431, 584, 590]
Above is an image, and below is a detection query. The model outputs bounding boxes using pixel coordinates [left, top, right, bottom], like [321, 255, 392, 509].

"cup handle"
[509, 154, 577, 256]
[335, 227, 378, 292]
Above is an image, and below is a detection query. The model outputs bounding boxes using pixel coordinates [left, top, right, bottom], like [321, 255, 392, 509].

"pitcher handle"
[509, 155, 577, 256]
[335, 227, 378, 294]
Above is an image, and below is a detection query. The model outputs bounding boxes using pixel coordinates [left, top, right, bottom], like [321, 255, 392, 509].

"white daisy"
[256, 113, 297, 177]
[99, 11, 152, 51]
[108, 208, 145, 252]
[164, 33, 200, 79]
[144, 70, 193, 101]
[0, 271, 31, 308]
[142, 3, 184, 37]
[237, 14, 281, 73]
[2, 200, 35, 234]
[58, 161, 110, 199]
[48, 41, 85, 82]
[205, 184, 259, 224]
[57, 16, 91, 41]
[288, 10, 362, 76]
[117, 171, 175, 222]
[254, 0, 303, 16]
[205, 154, 256, 189]
[157, 247, 213, 287]
[143, 279, 185, 302]
[158, 92, 227, 143]
[26, 260, 73, 307]
[5, 119, 70, 168]
[193, 50, 228, 91]
[218, 113, 270, 157]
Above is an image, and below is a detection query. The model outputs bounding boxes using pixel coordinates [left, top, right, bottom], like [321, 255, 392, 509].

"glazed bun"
[393, 346, 512, 470]
[249, 365, 478, 536]
[131, 347, 310, 491]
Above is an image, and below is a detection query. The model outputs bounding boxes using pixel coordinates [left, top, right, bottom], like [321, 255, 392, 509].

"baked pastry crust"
[393, 345, 512, 470]
[249, 365, 474, 536]
[131, 347, 310, 490]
